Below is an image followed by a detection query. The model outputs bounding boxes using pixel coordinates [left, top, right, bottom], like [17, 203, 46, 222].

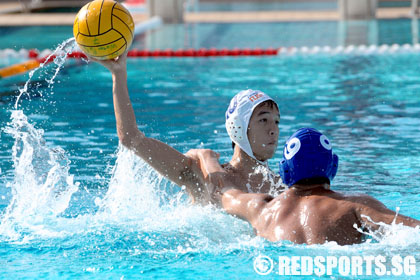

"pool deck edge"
[0, 8, 416, 26]
[0, 13, 149, 26]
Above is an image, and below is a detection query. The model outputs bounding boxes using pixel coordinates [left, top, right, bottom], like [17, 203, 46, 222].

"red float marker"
[0, 48, 280, 78]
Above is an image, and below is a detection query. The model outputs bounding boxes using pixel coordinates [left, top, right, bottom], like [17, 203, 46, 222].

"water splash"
[250, 164, 285, 196]
[353, 211, 420, 247]
[94, 147, 255, 250]
[1, 38, 79, 241]
[95, 146, 164, 220]
[14, 38, 76, 109]
[0, 110, 79, 241]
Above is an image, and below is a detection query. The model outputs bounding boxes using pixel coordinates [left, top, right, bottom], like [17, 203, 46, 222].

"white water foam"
[249, 164, 285, 196]
[93, 147, 256, 252]
[0, 110, 79, 241]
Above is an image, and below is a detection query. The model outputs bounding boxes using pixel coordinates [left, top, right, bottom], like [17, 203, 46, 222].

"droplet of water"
[14, 38, 76, 109]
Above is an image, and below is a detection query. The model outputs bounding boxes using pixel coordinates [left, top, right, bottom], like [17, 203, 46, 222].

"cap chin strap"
[236, 142, 269, 166]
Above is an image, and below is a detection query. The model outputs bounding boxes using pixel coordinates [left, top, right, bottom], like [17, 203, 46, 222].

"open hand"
[87, 51, 128, 74]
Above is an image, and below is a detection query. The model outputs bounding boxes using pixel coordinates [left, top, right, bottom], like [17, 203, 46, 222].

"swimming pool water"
[2, 15, 420, 278]
[1, 44, 420, 278]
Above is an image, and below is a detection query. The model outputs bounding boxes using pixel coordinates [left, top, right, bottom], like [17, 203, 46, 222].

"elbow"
[118, 132, 131, 148]
[118, 130, 144, 149]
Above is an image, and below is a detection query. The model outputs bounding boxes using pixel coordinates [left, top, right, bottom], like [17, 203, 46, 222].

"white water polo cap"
[225, 89, 277, 160]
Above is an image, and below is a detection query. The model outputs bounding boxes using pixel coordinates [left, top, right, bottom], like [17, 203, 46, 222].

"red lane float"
[124, 48, 279, 57]
[0, 48, 279, 78]
[25, 48, 279, 59]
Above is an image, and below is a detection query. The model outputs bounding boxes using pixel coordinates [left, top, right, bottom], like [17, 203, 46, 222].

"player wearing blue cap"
[196, 128, 420, 245]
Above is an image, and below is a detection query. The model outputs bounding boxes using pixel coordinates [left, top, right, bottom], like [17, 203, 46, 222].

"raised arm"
[92, 53, 204, 199]
[354, 195, 420, 230]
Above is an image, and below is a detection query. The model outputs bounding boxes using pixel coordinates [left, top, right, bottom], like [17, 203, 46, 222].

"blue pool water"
[1, 23, 420, 278]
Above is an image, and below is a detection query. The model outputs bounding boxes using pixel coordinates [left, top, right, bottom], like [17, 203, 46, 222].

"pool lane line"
[0, 53, 59, 79]
[3, 43, 420, 60]
[14, 48, 279, 60]
[0, 16, 162, 79]
[0, 46, 276, 79]
[0, 47, 278, 79]
[0, 60, 41, 79]
[18, 43, 420, 59]
[2, 43, 420, 79]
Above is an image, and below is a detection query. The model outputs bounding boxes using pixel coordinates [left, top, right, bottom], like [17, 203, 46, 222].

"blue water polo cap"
[279, 128, 339, 187]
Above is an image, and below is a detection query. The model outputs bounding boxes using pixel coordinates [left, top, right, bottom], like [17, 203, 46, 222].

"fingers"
[119, 50, 129, 60]
[86, 55, 114, 69]
[184, 149, 200, 161]
[86, 53, 128, 75]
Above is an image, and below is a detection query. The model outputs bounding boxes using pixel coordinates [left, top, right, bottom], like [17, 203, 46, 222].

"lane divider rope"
[1, 44, 420, 78]
[0, 16, 163, 79]
[2, 44, 420, 60]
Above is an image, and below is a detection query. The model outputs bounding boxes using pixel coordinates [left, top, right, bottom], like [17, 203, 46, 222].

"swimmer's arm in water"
[91, 53, 205, 199]
[222, 189, 273, 227]
[354, 195, 420, 230]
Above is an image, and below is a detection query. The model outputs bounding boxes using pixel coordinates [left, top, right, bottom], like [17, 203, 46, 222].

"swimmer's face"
[247, 102, 280, 161]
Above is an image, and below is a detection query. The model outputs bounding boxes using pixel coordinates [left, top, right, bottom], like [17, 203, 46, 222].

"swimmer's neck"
[228, 146, 267, 175]
[289, 183, 331, 195]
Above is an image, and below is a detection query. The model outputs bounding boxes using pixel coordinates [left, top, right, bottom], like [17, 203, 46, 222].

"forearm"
[111, 72, 196, 185]
[111, 70, 143, 146]
[394, 214, 420, 228]
[360, 205, 420, 230]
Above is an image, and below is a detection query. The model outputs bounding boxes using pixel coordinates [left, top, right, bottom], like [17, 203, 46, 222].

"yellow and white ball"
[73, 0, 135, 60]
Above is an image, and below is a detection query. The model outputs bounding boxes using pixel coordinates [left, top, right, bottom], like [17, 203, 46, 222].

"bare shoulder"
[345, 193, 387, 209]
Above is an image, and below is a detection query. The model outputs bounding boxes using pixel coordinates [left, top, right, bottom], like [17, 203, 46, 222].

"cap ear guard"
[329, 154, 339, 180]
[279, 158, 291, 186]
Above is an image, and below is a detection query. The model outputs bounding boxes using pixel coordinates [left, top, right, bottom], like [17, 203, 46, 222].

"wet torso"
[220, 163, 283, 194]
[254, 188, 364, 245]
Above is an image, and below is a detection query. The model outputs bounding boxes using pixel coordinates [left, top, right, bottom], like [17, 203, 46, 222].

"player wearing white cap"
[92, 52, 282, 204]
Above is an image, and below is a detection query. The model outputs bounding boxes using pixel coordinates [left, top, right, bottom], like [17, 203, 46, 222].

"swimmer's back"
[256, 188, 364, 245]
